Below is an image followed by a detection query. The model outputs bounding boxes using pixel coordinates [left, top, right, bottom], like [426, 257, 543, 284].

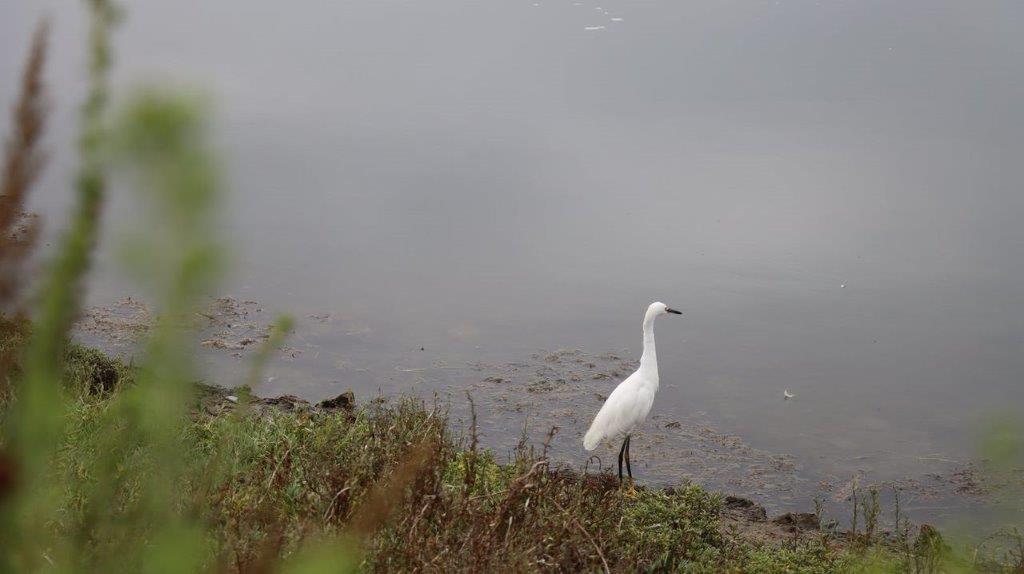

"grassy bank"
[3, 324, 997, 572]
[5, 330, 841, 572]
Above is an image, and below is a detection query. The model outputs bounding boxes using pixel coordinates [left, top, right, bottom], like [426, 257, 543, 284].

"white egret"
[583, 301, 681, 482]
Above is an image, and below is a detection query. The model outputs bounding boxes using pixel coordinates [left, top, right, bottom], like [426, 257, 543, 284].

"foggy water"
[3, 0, 1023, 521]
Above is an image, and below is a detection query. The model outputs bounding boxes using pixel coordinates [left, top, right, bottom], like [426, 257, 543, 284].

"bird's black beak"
[666, 308, 682, 315]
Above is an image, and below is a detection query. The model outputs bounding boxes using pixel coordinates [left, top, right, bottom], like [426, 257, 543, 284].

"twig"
[323, 486, 351, 522]
[464, 392, 479, 491]
[255, 447, 291, 507]
[551, 497, 610, 574]
[395, 366, 463, 372]
[407, 499, 432, 540]
[348, 438, 436, 542]
[468, 489, 508, 501]
[541, 425, 560, 459]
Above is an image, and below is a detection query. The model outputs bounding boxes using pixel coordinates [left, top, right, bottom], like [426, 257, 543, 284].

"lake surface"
[3, 0, 1023, 524]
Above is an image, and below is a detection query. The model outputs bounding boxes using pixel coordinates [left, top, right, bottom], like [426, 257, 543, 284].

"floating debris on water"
[77, 296, 152, 351]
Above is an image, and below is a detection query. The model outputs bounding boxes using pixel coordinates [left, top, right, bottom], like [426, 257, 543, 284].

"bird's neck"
[639, 313, 658, 378]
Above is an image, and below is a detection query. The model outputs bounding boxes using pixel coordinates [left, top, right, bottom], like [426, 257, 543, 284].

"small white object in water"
[783, 389, 795, 400]
[584, 25, 606, 31]
[226, 395, 239, 403]
[610, 17, 623, 21]
[841, 284, 846, 288]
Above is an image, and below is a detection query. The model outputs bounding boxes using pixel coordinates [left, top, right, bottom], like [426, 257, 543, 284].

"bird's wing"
[583, 372, 652, 450]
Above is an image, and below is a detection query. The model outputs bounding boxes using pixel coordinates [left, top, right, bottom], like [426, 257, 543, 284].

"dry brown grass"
[0, 20, 48, 313]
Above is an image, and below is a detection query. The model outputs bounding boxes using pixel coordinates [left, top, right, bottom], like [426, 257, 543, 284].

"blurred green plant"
[0, 18, 49, 405]
[3, 86, 225, 571]
[0, 0, 232, 566]
[2, 1, 120, 569]
[979, 415, 1024, 503]
[248, 316, 295, 390]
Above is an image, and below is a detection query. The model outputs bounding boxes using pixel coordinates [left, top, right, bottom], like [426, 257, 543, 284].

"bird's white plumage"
[583, 302, 675, 451]
[583, 371, 656, 450]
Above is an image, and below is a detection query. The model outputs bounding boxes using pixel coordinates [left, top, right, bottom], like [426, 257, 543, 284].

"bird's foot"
[620, 479, 639, 498]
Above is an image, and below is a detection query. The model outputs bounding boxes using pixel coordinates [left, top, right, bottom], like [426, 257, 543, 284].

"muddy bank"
[193, 381, 355, 418]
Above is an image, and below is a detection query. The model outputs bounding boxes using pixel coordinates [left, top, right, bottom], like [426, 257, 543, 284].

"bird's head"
[649, 301, 682, 317]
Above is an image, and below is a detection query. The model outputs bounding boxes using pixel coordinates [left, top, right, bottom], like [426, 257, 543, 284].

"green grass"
[48, 383, 803, 571]
[1, 314, 130, 401]
[4, 312, 1022, 573]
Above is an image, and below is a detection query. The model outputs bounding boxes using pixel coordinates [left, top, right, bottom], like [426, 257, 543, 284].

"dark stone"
[258, 395, 310, 411]
[771, 512, 820, 530]
[724, 496, 767, 522]
[89, 359, 119, 394]
[317, 391, 355, 411]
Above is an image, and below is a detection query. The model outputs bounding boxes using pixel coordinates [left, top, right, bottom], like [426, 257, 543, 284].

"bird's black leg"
[625, 435, 633, 480]
[618, 437, 627, 483]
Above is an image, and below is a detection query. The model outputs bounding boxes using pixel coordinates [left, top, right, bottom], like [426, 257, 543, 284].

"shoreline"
[2, 319, 1016, 570]
[191, 380, 902, 550]
[74, 297, 1002, 526]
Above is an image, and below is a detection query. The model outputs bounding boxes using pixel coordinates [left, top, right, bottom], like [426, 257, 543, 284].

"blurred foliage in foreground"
[0, 1, 1020, 572]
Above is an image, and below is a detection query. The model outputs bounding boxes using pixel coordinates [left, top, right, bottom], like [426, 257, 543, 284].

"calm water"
[3, 0, 1023, 521]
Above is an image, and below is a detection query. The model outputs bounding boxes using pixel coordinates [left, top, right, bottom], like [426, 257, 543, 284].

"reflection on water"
[5, 0, 1023, 522]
